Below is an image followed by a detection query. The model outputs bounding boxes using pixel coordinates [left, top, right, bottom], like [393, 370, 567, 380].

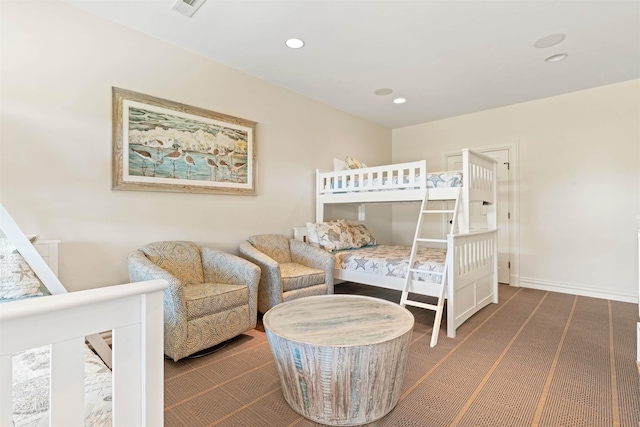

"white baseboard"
[519, 276, 638, 303]
[509, 274, 520, 287]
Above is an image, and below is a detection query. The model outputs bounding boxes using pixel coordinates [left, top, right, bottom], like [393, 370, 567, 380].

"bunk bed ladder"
[400, 187, 461, 347]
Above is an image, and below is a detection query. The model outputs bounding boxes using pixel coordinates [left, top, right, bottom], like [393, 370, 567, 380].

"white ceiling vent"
[171, 0, 206, 18]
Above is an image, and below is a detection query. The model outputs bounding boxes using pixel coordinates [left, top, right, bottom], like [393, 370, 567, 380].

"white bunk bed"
[0, 204, 168, 426]
[309, 149, 498, 339]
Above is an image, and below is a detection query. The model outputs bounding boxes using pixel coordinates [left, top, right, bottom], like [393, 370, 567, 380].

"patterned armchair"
[128, 241, 260, 362]
[239, 234, 335, 314]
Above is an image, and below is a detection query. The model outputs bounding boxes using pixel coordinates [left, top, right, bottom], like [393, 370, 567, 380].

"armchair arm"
[128, 251, 182, 288]
[127, 250, 187, 359]
[201, 248, 261, 324]
[201, 248, 260, 286]
[239, 241, 284, 313]
[290, 239, 335, 291]
[127, 251, 185, 317]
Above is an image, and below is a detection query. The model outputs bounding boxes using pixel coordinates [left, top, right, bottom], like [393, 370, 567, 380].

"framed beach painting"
[112, 87, 257, 195]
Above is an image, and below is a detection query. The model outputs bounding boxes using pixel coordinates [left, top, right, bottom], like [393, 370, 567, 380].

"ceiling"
[67, 0, 640, 129]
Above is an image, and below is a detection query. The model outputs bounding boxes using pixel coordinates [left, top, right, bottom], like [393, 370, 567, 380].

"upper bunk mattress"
[334, 245, 446, 283]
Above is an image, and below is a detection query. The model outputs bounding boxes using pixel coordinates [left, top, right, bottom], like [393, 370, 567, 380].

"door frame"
[443, 142, 520, 286]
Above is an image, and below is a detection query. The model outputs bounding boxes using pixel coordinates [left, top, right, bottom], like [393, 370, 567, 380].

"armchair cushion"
[139, 241, 204, 286]
[246, 234, 291, 264]
[280, 263, 325, 292]
[183, 283, 249, 321]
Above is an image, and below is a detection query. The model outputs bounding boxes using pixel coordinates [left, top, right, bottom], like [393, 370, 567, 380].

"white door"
[447, 150, 511, 284]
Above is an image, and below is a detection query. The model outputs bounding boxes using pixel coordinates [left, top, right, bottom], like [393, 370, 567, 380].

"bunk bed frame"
[316, 149, 496, 230]
[310, 149, 498, 338]
[0, 204, 167, 426]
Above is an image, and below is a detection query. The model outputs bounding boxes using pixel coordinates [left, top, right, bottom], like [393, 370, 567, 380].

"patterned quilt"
[12, 345, 112, 427]
[426, 172, 462, 189]
[334, 245, 446, 283]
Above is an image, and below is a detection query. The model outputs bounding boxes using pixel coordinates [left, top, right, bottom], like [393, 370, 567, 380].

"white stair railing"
[0, 204, 112, 369]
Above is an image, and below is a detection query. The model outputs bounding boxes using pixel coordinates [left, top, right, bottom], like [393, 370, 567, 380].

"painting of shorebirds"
[112, 87, 257, 195]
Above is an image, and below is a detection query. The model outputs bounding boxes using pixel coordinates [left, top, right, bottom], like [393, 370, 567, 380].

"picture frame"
[112, 87, 257, 195]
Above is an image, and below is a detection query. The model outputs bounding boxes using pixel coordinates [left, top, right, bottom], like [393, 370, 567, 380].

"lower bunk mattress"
[12, 345, 112, 427]
[333, 244, 446, 283]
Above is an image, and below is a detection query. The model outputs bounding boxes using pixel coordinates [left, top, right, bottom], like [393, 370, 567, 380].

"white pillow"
[306, 222, 320, 247]
[333, 158, 346, 171]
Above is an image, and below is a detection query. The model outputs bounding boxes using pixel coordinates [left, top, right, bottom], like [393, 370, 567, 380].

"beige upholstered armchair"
[239, 234, 335, 314]
[128, 241, 260, 362]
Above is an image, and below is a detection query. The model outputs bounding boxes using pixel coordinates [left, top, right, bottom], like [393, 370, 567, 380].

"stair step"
[403, 300, 439, 311]
[408, 268, 444, 275]
[422, 210, 455, 214]
[416, 238, 447, 243]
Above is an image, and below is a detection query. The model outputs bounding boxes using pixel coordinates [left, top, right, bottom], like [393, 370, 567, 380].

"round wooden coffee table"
[263, 294, 414, 426]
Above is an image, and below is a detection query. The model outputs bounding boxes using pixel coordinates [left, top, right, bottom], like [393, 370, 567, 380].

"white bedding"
[12, 345, 112, 427]
[334, 244, 446, 283]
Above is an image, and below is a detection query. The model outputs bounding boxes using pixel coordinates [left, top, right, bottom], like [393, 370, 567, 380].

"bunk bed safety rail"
[463, 149, 496, 204]
[451, 230, 496, 277]
[316, 160, 427, 195]
[447, 229, 498, 334]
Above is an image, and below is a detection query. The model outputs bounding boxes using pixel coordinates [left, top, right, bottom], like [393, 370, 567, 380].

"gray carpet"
[164, 283, 640, 426]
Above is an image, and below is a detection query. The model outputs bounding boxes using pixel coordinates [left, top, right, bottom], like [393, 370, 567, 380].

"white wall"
[0, 1, 391, 291]
[393, 79, 640, 302]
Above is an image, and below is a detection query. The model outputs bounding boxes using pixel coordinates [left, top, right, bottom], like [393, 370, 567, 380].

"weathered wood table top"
[263, 294, 414, 346]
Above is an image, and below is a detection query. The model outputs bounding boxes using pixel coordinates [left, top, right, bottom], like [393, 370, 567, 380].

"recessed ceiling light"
[393, 98, 406, 104]
[545, 53, 568, 63]
[534, 33, 567, 49]
[285, 38, 305, 49]
[374, 88, 393, 96]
